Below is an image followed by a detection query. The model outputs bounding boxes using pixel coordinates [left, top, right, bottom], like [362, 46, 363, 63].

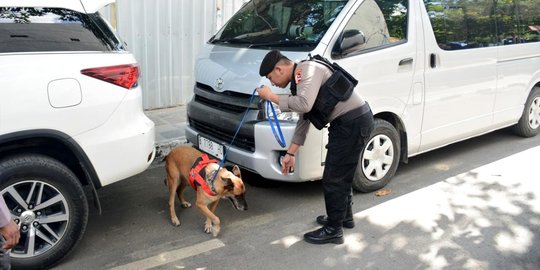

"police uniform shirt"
[278, 60, 366, 146]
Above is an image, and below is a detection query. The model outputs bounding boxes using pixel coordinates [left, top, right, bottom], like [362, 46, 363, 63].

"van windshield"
[210, 0, 349, 51]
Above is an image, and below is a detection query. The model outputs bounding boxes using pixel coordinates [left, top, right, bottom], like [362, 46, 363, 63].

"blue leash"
[266, 101, 287, 147]
[210, 87, 286, 185]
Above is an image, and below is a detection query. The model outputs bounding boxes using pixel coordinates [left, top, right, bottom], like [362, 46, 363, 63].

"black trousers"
[322, 110, 374, 227]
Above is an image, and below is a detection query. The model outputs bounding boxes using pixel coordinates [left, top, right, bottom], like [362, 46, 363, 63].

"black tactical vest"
[299, 55, 358, 130]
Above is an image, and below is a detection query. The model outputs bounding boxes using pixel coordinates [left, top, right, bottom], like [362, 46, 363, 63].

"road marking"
[111, 239, 225, 270]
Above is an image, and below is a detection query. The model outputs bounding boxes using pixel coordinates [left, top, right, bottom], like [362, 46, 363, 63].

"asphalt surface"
[51, 127, 540, 270]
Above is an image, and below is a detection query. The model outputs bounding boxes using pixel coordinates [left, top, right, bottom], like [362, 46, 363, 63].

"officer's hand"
[0, 220, 20, 250]
[281, 154, 295, 175]
[256, 85, 272, 101]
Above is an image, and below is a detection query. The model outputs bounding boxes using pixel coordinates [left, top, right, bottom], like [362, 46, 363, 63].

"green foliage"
[427, 0, 539, 48]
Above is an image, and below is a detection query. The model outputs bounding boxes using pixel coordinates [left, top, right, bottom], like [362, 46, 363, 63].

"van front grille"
[194, 95, 247, 113]
[189, 118, 255, 152]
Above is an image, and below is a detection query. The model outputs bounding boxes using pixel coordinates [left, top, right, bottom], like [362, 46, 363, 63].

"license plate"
[198, 135, 224, 160]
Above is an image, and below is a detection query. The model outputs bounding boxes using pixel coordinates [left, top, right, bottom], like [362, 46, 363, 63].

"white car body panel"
[419, 6, 498, 152]
[73, 90, 155, 186]
[0, 54, 132, 136]
[0, 52, 155, 187]
[494, 44, 540, 126]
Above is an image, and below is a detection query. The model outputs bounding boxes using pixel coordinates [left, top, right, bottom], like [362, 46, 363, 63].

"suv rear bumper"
[74, 96, 156, 187]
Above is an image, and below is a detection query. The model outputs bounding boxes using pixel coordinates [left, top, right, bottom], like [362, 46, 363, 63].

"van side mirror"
[333, 29, 366, 57]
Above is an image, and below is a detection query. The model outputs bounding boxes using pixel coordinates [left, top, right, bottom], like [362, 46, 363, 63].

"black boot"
[316, 193, 355, 228]
[303, 225, 344, 245]
[316, 215, 355, 228]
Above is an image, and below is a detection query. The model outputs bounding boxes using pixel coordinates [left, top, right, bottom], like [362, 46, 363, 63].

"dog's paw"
[204, 222, 213, 234]
[204, 219, 220, 236]
[171, 217, 181, 226]
[212, 225, 221, 237]
[180, 202, 191, 208]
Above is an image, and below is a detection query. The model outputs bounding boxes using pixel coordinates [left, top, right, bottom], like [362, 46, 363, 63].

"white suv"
[0, 1, 155, 269]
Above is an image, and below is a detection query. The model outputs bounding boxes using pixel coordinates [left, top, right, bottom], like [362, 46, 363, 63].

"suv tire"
[0, 154, 88, 270]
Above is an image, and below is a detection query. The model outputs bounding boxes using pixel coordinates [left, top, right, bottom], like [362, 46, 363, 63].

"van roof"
[0, 0, 114, 13]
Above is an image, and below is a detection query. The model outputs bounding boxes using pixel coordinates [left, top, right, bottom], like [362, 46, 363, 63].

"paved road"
[53, 128, 540, 270]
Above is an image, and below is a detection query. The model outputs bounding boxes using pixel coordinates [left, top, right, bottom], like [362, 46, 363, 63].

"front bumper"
[186, 120, 324, 182]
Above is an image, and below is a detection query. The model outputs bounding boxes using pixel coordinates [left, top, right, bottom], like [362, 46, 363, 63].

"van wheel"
[353, 119, 400, 192]
[513, 86, 540, 137]
[0, 154, 88, 270]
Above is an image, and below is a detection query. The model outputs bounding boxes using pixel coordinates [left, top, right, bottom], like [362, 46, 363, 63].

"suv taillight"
[81, 64, 139, 89]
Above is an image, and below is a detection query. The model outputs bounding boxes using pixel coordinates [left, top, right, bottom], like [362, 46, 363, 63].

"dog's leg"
[205, 200, 221, 236]
[209, 200, 220, 213]
[196, 191, 221, 237]
[178, 175, 192, 209]
[166, 174, 181, 226]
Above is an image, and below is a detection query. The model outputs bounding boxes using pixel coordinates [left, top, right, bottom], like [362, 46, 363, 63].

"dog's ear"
[222, 177, 234, 191]
[232, 165, 241, 178]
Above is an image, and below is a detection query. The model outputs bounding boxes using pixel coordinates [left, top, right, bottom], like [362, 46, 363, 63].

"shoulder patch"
[295, 68, 303, 84]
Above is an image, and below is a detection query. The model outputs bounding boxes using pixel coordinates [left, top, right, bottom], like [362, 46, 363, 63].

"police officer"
[257, 49, 374, 245]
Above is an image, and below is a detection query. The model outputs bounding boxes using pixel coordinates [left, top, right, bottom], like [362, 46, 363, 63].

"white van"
[186, 0, 540, 192]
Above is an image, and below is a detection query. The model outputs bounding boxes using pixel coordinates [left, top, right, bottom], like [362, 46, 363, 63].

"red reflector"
[81, 64, 139, 89]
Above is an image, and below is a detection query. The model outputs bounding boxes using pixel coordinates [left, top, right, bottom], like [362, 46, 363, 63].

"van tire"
[353, 119, 400, 192]
[0, 154, 88, 270]
[513, 86, 540, 137]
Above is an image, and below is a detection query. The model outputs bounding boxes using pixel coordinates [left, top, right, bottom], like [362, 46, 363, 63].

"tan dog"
[164, 146, 247, 236]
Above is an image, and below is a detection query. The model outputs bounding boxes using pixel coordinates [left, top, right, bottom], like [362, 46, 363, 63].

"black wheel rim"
[1, 180, 70, 258]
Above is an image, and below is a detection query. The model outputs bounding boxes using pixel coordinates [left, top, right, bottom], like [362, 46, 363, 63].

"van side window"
[333, 0, 408, 57]
[426, 0, 539, 50]
[497, 0, 539, 45]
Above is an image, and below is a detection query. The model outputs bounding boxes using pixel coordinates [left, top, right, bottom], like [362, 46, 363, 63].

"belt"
[331, 103, 371, 126]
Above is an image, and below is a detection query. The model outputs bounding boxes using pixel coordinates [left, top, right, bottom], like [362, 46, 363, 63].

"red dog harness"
[189, 154, 219, 196]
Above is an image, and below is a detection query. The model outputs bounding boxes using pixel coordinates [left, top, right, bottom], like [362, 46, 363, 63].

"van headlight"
[265, 102, 299, 122]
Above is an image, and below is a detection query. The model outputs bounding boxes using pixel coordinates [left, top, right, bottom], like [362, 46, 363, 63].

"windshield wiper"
[248, 41, 316, 48]
[210, 38, 251, 44]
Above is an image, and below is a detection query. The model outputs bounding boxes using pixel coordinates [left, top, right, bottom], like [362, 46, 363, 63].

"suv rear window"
[0, 7, 125, 53]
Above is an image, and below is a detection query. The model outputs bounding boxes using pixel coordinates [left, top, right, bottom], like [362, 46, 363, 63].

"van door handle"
[399, 57, 413, 66]
[430, 53, 437, 68]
